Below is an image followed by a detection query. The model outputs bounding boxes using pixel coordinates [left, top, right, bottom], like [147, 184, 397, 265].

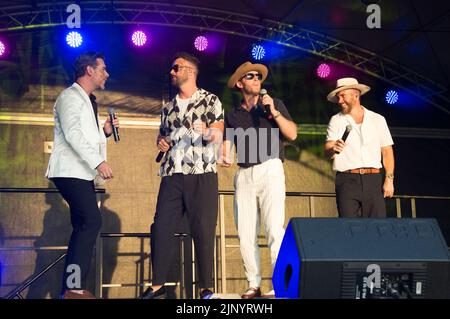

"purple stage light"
[0, 40, 5, 57]
[132, 31, 147, 47]
[317, 63, 331, 78]
[194, 36, 208, 51]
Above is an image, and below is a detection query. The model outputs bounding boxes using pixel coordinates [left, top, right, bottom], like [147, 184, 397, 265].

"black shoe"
[141, 286, 166, 299]
[200, 289, 214, 299]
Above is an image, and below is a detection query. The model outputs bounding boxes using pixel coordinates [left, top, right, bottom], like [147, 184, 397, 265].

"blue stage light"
[252, 45, 265, 60]
[66, 31, 83, 48]
[386, 90, 399, 105]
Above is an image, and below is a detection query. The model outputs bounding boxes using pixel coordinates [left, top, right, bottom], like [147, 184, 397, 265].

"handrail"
[1, 188, 448, 200]
[5, 253, 67, 299]
[218, 189, 450, 200]
[0, 187, 105, 193]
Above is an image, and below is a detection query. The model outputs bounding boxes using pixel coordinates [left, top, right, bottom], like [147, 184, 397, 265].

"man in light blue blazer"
[46, 51, 119, 299]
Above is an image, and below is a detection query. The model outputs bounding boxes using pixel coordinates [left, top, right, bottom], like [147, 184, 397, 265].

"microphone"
[156, 136, 171, 163]
[107, 108, 120, 143]
[259, 89, 272, 119]
[335, 125, 352, 154]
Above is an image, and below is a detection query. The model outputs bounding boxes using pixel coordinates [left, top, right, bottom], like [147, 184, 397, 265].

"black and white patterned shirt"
[159, 88, 224, 177]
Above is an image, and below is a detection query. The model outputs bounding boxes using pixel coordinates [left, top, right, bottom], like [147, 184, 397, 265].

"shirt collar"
[235, 99, 258, 112]
[343, 106, 373, 125]
[72, 82, 93, 104]
[176, 88, 200, 102]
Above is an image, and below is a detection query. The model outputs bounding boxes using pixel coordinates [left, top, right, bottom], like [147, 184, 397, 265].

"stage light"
[317, 63, 331, 78]
[66, 31, 83, 48]
[386, 90, 399, 105]
[0, 40, 5, 57]
[131, 31, 147, 47]
[194, 36, 208, 51]
[252, 45, 265, 60]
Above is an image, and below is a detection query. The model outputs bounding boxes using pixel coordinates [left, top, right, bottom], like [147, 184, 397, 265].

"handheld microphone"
[335, 125, 352, 154]
[259, 89, 272, 119]
[107, 108, 120, 143]
[156, 136, 171, 163]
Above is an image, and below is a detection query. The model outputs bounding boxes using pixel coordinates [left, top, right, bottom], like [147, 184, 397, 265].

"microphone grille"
[346, 124, 353, 131]
[259, 88, 267, 95]
[108, 107, 114, 115]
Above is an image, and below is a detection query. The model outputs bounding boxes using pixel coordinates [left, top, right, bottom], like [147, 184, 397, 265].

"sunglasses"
[170, 64, 193, 73]
[241, 73, 263, 81]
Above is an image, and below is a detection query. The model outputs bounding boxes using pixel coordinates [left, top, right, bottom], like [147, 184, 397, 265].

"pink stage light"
[131, 31, 148, 47]
[194, 36, 208, 51]
[317, 63, 331, 78]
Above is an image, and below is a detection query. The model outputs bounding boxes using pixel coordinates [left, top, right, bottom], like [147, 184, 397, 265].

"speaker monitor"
[273, 218, 450, 299]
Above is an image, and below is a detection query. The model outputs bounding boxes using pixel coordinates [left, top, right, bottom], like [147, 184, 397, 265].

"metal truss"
[1, 1, 449, 115]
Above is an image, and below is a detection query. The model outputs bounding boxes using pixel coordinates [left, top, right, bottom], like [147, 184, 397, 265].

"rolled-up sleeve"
[378, 116, 394, 147]
[326, 115, 341, 141]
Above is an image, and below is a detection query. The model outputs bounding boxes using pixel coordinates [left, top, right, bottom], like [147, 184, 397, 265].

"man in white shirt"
[324, 78, 395, 218]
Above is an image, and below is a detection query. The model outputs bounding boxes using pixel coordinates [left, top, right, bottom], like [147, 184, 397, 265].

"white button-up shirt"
[326, 106, 394, 172]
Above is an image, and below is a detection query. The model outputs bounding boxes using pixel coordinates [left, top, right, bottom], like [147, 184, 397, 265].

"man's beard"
[243, 85, 259, 96]
[171, 75, 187, 87]
[340, 102, 354, 114]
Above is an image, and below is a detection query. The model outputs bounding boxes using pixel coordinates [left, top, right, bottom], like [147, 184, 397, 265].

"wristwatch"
[386, 173, 394, 180]
[273, 111, 281, 119]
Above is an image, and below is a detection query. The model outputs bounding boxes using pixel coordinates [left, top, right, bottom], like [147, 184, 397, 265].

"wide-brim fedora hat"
[327, 77, 371, 103]
[227, 61, 268, 89]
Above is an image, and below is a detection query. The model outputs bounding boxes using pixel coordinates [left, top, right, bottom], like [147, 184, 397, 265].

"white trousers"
[234, 158, 286, 288]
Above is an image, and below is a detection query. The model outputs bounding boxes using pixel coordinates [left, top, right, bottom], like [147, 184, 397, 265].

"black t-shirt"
[224, 98, 293, 168]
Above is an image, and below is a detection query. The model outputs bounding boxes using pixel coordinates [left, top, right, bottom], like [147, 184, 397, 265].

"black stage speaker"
[273, 218, 450, 299]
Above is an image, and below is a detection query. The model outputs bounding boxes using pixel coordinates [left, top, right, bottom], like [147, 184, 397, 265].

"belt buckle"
[359, 168, 365, 174]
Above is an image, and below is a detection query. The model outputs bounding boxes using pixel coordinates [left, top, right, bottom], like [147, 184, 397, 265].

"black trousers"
[51, 178, 102, 292]
[151, 173, 218, 289]
[335, 172, 386, 218]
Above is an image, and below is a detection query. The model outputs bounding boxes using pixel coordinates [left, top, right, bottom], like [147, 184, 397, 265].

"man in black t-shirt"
[221, 62, 297, 298]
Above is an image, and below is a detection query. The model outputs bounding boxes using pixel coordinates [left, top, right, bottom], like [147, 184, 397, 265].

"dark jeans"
[52, 178, 102, 292]
[335, 172, 386, 218]
[151, 173, 218, 289]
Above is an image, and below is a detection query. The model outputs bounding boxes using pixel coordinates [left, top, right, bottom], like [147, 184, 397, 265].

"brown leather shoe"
[62, 290, 97, 299]
[241, 287, 261, 299]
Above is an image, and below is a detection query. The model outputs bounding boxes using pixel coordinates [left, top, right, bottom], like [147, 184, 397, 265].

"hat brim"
[227, 62, 268, 89]
[327, 84, 371, 103]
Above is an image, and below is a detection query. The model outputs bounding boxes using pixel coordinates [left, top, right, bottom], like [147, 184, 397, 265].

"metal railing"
[94, 232, 195, 299]
[0, 187, 105, 299]
[1, 188, 450, 298]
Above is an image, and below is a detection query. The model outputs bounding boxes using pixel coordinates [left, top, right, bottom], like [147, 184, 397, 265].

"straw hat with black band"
[327, 77, 371, 103]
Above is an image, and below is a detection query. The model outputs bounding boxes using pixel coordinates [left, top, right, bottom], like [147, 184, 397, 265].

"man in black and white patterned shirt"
[142, 52, 224, 299]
